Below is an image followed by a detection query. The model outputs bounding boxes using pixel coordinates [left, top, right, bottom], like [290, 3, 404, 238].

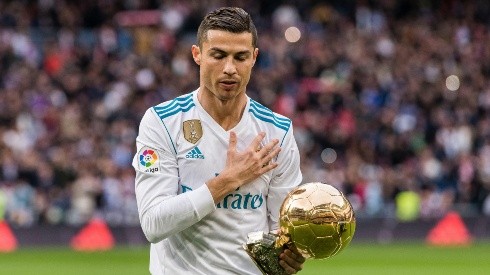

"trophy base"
[243, 231, 285, 275]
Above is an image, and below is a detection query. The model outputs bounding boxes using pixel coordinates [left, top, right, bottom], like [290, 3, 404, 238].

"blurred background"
[1, 0, 490, 259]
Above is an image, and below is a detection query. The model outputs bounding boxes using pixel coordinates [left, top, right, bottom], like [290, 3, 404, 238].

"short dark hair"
[197, 7, 258, 48]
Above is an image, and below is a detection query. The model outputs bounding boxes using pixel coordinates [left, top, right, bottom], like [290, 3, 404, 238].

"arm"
[267, 127, 302, 231]
[133, 109, 216, 243]
[267, 126, 306, 274]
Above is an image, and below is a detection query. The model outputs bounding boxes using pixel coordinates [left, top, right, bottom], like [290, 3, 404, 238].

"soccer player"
[133, 7, 305, 274]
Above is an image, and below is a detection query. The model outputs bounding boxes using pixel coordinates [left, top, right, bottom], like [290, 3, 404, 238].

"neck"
[198, 90, 247, 130]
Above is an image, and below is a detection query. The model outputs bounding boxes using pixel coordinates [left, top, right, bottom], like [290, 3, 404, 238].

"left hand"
[279, 245, 305, 274]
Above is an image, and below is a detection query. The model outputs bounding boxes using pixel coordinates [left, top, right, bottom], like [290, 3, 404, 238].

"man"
[133, 7, 304, 274]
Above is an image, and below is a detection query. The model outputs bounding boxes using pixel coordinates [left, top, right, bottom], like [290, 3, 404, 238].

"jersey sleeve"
[133, 108, 216, 243]
[267, 125, 303, 230]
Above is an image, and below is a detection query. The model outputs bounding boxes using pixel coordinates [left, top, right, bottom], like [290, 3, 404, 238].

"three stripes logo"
[185, 146, 205, 159]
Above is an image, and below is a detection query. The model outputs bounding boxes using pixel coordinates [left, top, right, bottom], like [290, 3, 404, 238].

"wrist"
[206, 173, 241, 203]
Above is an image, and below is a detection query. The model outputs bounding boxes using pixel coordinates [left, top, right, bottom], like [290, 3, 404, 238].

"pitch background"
[1, 241, 490, 275]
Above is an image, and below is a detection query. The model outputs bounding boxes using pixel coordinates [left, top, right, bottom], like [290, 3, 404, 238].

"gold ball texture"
[279, 182, 356, 259]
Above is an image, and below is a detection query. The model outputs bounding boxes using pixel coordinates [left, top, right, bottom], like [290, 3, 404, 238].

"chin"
[217, 94, 235, 101]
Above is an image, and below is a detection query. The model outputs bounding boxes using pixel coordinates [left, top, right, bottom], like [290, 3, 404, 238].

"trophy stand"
[243, 231, 291, 275]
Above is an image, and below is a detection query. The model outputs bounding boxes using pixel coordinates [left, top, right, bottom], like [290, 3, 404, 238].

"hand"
[279, 245, 305, 274]
[206, 131, 281, 203]
[225, 131, 281, 184]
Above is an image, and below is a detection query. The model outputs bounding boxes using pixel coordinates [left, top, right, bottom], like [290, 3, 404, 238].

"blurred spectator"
[1, 0, 490, 227]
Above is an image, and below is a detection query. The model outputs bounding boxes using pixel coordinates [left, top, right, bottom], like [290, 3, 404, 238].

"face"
[192, 30, 258, 102]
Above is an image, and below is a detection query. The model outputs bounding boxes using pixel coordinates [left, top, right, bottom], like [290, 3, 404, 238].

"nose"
[223, 57, 237, 75]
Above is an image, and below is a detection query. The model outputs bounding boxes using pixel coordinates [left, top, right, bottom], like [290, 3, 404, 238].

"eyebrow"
[208, 47, 251, 56]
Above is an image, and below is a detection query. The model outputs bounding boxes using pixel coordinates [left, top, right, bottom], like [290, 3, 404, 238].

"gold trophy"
[244, 182, 356, 275]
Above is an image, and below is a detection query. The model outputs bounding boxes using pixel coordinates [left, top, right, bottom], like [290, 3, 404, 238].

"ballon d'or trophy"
[243, 182, 356, 275]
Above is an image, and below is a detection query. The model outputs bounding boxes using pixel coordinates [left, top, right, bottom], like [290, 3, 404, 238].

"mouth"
[219, 80, 238, 90]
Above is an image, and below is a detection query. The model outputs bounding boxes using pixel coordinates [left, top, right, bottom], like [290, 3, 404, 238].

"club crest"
[183, 119, 203, 144]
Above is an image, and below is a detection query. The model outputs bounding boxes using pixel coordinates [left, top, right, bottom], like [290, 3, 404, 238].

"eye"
[235, 55, 247, 61]
[211, 52, 225, 59]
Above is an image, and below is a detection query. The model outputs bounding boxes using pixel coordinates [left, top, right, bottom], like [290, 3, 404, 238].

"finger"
[279, 259, 297, 274]
[228, 131, 237, 152]
[260, 146, 281, 168]
[281, 249, 305, 270]
[267, 145, 281, 160]
[285, 248, 306, 264]
[279, 248, 305, 274]
[257, 138, 279, 158]
[260, 160, 279, 172]
[286, 245, 306, 263]
[248, 132, 265, 152]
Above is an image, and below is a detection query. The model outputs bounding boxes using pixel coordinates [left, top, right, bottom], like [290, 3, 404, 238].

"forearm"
[136, 175, 215, 243]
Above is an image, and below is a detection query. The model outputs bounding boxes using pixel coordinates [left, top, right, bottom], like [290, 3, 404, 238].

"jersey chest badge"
[183, 119, 203, 144]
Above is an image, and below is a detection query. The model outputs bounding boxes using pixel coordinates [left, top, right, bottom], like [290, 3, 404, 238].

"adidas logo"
[185, 146, 205, 159]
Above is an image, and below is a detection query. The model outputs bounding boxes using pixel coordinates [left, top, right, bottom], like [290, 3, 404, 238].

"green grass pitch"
[1, 242, 490, 275]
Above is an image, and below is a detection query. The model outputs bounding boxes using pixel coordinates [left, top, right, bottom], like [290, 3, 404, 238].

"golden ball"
[279, 182, 356, 259]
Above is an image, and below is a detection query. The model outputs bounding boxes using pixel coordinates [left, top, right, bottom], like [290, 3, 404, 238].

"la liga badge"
[139, 147, 159, 173]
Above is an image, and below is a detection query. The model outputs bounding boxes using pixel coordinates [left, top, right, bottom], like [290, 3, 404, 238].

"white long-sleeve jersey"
[133, 90, 302, 275]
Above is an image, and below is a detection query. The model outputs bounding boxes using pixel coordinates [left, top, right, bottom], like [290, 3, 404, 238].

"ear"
[191, 45, 201, 65]
[252, 47, 259, 67]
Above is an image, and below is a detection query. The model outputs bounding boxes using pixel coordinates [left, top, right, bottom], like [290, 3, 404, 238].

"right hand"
[206, 131, 281, 203]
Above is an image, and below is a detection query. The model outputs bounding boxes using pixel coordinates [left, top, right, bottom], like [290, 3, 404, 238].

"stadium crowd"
[1, 0, 490, 227]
